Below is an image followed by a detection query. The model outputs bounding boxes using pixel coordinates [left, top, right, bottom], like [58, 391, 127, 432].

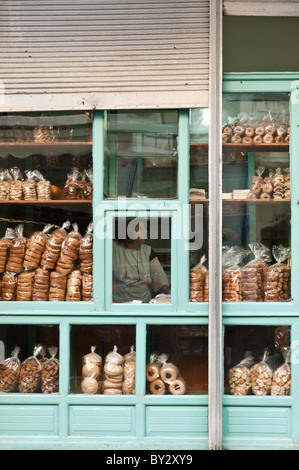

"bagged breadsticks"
[122, 346, 136, 395]
[241, 243, 272, 302]
[56, 223, 82, 275]
[40, 220, 71, 270]
[222, 246, 249, 302]
[41, 346, 59, 394]
[190, 255, 208, 303]
[6, 224, 27, 274]
[79, 222, 93, 274]
[0, 227, 16, 273]
[229, 356, 254, 396]
[23, 224, 53, 270]
[19, 344, 42, 393]
[103, 346, 124, 395]
[0, 346, 21, 392]
[271, 347, 291, 396]
[264, 245, 291, 302]
[250, 349, 273, 396]
[9, 166, 23, 200]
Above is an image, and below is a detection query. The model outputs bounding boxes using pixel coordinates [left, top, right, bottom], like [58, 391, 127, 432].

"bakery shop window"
[225, 325, 291, 397]
[112, 217, 171, 304]
[146, 325, 208, 395]
[222, 93, 291, 303]
[69, 325, 136, 395]
[0, 111, 93, 302]
[0, 324, 59, 394]
[104, 110, 178, 199]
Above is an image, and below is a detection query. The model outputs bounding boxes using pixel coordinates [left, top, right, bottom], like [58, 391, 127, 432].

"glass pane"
[70, 325, 136, 395]
[0, 111, 93, 302]
[0, 324, 59, 393]
[222, 94, 291, 302]
[112, 216, 171, 304]
[147, 325, 208, 395]
[104, 110, 178, 199]
[224, 325, 291, 396]
[189, 109, 209, 303]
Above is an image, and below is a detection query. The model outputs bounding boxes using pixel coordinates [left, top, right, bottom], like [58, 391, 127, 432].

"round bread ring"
[231, 134, 242, 144]
[169, 378, 186, 395]
[245, 127, 255, 137]
[251, 184, 262, 195]
[146, 363, 160, 382]
[150, 379, 166, 395]
[234, 125, 245, 136]
[242, 136, 253, 145]
[255, 126, 265, 136]
[160, 363, 179, 383]
[263, 134, 274, 144]
[247, 192, 257, 201]
[253, 135, 263, 144]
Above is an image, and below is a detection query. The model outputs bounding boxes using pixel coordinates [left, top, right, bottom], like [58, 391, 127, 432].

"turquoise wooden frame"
[1, 73, 299, 450]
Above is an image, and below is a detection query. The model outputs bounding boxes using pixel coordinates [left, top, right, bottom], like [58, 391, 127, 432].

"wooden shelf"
[0, 199, 92, 204]
[0, 141, 92, 146]
[190, 198, 291, 204]
[190, 142, 289, 152]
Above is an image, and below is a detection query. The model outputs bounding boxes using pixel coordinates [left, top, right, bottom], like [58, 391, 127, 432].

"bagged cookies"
[250, 349, 273, 396]
[81, 346, 102, 394]
[103, 346, 124, 395]
[229, 356, 254, 396]
[41, 346, 59, 394]
[271, 347, 291, 396]
[222, 246, 249, 302]
[56, 223, 82, 275]
[264, 245, 291, 302]
[0, 346, 21, 392]
[241, 243, 272, 302]
[122, 346, 136, 395]
[19, 344, 42, 393]
[40, 220, 71, 270]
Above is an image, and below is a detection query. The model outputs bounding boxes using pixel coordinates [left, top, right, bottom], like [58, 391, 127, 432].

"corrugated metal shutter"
[224, 0, 299, 16]
[0, 0, 210, 111]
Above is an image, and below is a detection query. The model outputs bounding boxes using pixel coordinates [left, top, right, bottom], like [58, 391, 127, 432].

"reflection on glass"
[112, 217, 171, 304]
[0, 112, 93, 302]
[225, 325, 291, 396]
[189, 109, 209, 303]
[222, 94, 291, 302]
[104, 110, 178, 199]
[146, 325, 208, 395]
[70, 325, 136, 395]
[0, 324, 59, 394]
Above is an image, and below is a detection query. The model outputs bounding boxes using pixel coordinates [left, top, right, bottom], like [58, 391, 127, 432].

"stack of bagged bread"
[146, 353, 186, 395]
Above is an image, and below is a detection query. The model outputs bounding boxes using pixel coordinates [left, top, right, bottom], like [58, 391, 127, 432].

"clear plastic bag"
[23, 170, 37, 201]
[229, 355, 254, 396]
[65, 269, 82, 302]
[82, 168, 93, 200]
[49, 270, 67, 301]
[103, 345, 124, 395]
[6, 224, 27, 274]
[62, 167, 81, 200]
[0, 227, 16, 273]
[79, 222, 93, 274]
[9, 166, 23, 200]
[222, 246, 249, 302]
[16, 270, 35, 301]
[32, 268, 50, 301]
[146, 353, 161, 383]
[34, 170, 52, 201]
[82, 346, 102, 380]
[264, 245, 291, 302]
[24, 224, 53, 270]
[19, 344, 42, 393]
[122, 345, 136, 395]
[158, 353, 179, 384]
[82, 272, 93, 301]
[271, 347, 291, 396]
[272, 168, 285, 200]
[41, 346, 59, 394]
[0, 169, 11, 200]
[40, 220, 71, 270]
[190, 255, 208, 303]
[56, 223, 82, 275]
[1, 271, 18, 301]
[250, 166, 265, 197]
[250, 348, 273, 396]
[241, 243, 272, 302]
[0, 346, 21, 392]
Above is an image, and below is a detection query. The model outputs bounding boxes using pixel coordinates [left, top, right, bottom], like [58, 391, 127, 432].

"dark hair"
[114, 217, 147, 246]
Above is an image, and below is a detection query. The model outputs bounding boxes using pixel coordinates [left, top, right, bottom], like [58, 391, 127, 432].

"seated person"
[113, 218, 170, 303]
